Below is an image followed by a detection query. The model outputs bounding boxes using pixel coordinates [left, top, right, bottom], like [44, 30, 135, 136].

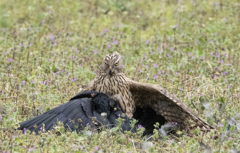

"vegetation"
[1, 0, 240, 152]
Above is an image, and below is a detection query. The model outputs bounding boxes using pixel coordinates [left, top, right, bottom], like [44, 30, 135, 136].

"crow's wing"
[18, 97, 92, 134]
[18, 91, 134, 134]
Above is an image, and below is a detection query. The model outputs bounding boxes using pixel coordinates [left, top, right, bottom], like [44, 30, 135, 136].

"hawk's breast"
[95, 75, 127, 95]
[93, 74, 135, 115]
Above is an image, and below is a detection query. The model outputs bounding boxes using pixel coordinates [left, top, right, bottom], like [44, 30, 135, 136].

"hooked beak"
[109, 67, 113, 76]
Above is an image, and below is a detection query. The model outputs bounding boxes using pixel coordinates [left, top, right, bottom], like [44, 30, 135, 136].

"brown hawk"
[83, 52, 214, 132]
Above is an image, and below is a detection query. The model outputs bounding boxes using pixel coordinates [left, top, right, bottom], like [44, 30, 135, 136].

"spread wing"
[127, 78, 214, 132]
[17, 91, 133, 134]
[18, 97, 95, 134]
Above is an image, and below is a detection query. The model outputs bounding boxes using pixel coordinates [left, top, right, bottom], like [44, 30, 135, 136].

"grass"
[1, 0, 240, 152]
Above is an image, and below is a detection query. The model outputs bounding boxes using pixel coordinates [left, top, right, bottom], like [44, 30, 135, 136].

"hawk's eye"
[105, 62, 108, 65]
[115, 62, 119, 66]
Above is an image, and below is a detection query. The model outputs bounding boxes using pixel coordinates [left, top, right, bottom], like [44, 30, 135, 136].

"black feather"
[17, 91, 133, 134]
[133, 107, 167, 135]
[18, 91, 168, 136]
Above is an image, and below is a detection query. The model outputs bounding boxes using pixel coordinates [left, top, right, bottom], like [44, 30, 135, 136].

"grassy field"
[1, 0, 240, 152]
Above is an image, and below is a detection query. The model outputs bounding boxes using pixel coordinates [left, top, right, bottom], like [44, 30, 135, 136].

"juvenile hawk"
[83, 52, 214, 132]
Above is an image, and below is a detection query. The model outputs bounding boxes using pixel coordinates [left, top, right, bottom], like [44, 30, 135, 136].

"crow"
[18, 91, 171, 136]
[133, 107, 167, 136]
[17, 91, 133, 134]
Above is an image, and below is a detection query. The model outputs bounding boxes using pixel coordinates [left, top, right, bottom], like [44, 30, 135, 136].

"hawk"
[83, 52, 214, 132]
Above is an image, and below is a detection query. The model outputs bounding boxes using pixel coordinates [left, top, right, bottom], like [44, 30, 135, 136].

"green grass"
[1, 0, 240, 152]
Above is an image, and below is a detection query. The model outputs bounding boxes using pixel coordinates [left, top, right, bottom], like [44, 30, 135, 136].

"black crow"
[18, 91, 171, 136]
[18, 91, 133, 134]
[133, 107, 167, 136]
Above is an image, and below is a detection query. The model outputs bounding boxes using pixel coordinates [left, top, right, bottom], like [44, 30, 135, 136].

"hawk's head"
[100, 52, 123, 76]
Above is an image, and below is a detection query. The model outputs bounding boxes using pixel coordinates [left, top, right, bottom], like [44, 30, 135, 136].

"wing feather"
[127, 78, 214, 132]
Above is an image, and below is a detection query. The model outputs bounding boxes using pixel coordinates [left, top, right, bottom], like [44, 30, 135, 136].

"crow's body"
[18, 91, 133, 134]
[133, 107, 167, 135]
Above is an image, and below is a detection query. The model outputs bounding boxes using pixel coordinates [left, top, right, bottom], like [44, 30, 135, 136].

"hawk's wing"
[127, 78, 214, 132]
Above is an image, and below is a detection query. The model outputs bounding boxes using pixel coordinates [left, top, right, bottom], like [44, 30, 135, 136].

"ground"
[0, 0, 240, 152]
